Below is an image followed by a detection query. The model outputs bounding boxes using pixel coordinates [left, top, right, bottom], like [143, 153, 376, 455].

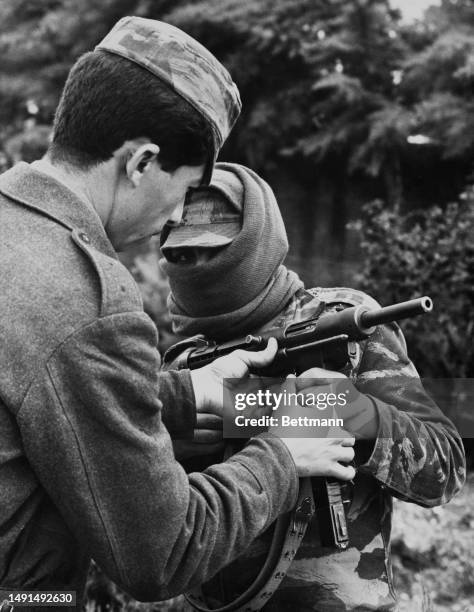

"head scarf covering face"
[160, 163, 303, 340]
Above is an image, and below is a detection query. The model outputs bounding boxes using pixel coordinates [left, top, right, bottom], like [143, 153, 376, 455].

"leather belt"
[186, 477, 315, 612]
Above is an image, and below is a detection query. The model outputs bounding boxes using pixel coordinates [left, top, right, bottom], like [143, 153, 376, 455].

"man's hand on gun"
[269, 373, 356, 479]
[175, 339, 281, 460]
[292, 367, 378, 439]
[188, 339, 356, 480]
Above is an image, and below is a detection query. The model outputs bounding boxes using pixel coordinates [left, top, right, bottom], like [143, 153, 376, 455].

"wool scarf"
[160, 163, 303, 341]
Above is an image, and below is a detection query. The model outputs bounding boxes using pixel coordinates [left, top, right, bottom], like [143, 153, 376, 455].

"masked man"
[161, 163, 465, 612]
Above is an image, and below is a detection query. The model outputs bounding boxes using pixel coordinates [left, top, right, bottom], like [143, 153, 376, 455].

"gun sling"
[186, 477, 315, 612]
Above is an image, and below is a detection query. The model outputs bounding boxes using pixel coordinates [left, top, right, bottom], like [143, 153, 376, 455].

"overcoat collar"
[0, 162, 117, 258]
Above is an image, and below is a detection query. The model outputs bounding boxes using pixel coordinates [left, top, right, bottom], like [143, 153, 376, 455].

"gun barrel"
[360, 296, 433, 328]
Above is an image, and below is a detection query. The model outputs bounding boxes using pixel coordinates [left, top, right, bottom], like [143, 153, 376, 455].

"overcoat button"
[79, 232, 90, 244]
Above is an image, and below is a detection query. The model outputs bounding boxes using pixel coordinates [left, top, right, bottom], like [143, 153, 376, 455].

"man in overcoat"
[0, 18, 356, 610]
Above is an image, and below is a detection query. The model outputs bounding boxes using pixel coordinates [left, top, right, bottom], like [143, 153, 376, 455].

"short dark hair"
[49, 51, 214, 174]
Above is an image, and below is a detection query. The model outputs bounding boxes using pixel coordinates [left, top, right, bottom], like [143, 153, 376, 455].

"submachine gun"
[171, 296, 433, 550]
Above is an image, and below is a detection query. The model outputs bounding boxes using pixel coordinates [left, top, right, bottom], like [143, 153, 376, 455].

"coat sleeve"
[355, 322, 466, 507]
[158, 368, 196, 439]
[16, 312, 298, 601]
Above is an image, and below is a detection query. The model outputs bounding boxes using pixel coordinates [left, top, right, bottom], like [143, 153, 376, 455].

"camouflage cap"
[96, 16, 241, 154]
[161, 167, 243, 249]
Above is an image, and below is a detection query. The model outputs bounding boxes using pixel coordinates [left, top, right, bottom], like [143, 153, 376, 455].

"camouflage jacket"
[172, 287, 465, 612]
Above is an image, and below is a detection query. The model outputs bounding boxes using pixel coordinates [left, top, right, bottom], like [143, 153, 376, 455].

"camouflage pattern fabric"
[161, 173, 242, 249]
[174, 286, 465, 612]
[174, 195, 240, 227]
[161, 196, 241, 249]
[96, 16, 241, 153]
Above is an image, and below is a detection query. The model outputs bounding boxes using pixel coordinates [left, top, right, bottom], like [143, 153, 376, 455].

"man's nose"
[168, 199, 185, 226]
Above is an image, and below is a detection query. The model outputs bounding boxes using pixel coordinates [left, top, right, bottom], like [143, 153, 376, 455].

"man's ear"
[126, 143, 160, 187]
